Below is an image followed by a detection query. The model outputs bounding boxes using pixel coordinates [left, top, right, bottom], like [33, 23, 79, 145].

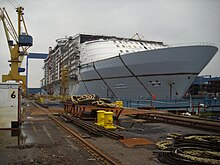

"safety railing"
[121, 98, 220, 111]
[168, 42, 216, 48]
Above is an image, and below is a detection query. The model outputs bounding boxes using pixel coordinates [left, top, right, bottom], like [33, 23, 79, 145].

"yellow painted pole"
[1, 7, 27, 94]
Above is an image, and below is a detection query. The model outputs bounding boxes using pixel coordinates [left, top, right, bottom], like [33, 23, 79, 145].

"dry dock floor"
[0, 99, 218, 165]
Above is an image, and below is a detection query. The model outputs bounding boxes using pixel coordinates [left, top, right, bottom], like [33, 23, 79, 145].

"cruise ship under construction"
[41, 34, 218, 101]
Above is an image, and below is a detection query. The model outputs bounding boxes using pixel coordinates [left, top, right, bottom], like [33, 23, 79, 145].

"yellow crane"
[0, 6, 33, 94]
[60, 68, 69, 100]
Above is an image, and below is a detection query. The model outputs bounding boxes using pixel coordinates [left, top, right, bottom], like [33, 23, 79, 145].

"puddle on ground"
[0, 130, 18, 148]
[27, 116, 46, 121]
[0, 128, 35, 148]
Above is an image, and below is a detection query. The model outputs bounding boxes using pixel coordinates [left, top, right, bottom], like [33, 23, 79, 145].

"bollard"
[38, 97, 45, 103]
[104, 111, 116, 129]
[95, 110, 105, 126]
[116, 101, 123, 108]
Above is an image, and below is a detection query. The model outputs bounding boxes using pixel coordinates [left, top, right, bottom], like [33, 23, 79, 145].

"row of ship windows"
[113, 40, 161, 47]
[116, 44, 145, 49]
[119, 49, 161, 53]
[113, 40, 143, 45]
[149, 80, 162, 87]
[119, 50, 132, 53]
[119, 48, 161, 53]
[115, 44, 163, 50]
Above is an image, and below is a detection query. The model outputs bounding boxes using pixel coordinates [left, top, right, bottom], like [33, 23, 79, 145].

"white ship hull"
[44, 34, 218, 101]
[72, 45, 217, 100]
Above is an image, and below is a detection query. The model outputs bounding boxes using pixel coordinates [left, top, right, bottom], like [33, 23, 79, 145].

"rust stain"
[119, 138, 154, 148]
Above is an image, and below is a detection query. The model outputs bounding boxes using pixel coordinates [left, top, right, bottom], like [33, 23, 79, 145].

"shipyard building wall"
[0, 82, 20, 129]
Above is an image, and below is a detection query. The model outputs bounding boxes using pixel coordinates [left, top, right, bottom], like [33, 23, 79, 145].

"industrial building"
[187, 75, 220, 98]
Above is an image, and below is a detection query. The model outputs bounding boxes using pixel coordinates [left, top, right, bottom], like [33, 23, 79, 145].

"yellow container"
[116, 101, 123, 108]
[104, 112, 116, 129]
[96, 110, 105, 126]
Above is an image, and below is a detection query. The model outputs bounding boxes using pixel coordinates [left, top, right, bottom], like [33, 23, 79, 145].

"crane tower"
[0, 6, 33, 94]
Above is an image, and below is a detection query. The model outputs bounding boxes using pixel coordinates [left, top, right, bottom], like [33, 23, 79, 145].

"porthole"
[149, 80, 162, 87]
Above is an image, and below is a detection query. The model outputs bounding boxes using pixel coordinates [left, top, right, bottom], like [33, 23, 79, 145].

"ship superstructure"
[42, 34, 218, 101]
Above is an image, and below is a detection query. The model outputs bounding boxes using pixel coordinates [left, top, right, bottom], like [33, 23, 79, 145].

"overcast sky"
[0, 0, 220, 88]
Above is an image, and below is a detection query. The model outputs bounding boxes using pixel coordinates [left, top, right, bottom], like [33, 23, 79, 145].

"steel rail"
[60, 114, 102, 136]
[60, 114, 124, 140]
[135, 113, 220, 132]
[31, 101, 121, 165]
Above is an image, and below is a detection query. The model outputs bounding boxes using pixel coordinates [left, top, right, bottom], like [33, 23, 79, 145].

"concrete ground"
[0, 100, 100, 165]
[0, 99, 218, 165]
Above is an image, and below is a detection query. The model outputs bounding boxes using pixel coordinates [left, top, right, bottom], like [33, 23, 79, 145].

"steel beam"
[26, 53, 48, 93]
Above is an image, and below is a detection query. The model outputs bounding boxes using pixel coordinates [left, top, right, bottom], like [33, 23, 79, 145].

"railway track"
[134, 113, 220, 132]
[31, 101, 121, 165]
[60, 114, 124, 140]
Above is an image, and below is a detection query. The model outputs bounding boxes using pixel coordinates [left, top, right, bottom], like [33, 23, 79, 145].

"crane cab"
[19, 34, 33, 46]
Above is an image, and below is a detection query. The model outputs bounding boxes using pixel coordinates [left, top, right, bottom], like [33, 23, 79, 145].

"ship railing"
[168, 42, 216, 48]
[128, 98, 190, 108]
[123, 98, 220, 111]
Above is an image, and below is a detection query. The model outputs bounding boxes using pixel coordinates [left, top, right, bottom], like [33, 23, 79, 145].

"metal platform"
[64, 103, 123, 120]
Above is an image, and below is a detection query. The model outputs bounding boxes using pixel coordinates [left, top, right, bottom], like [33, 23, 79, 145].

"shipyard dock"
[1, 97, 220, 165]
[1, 2, 220, 165]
